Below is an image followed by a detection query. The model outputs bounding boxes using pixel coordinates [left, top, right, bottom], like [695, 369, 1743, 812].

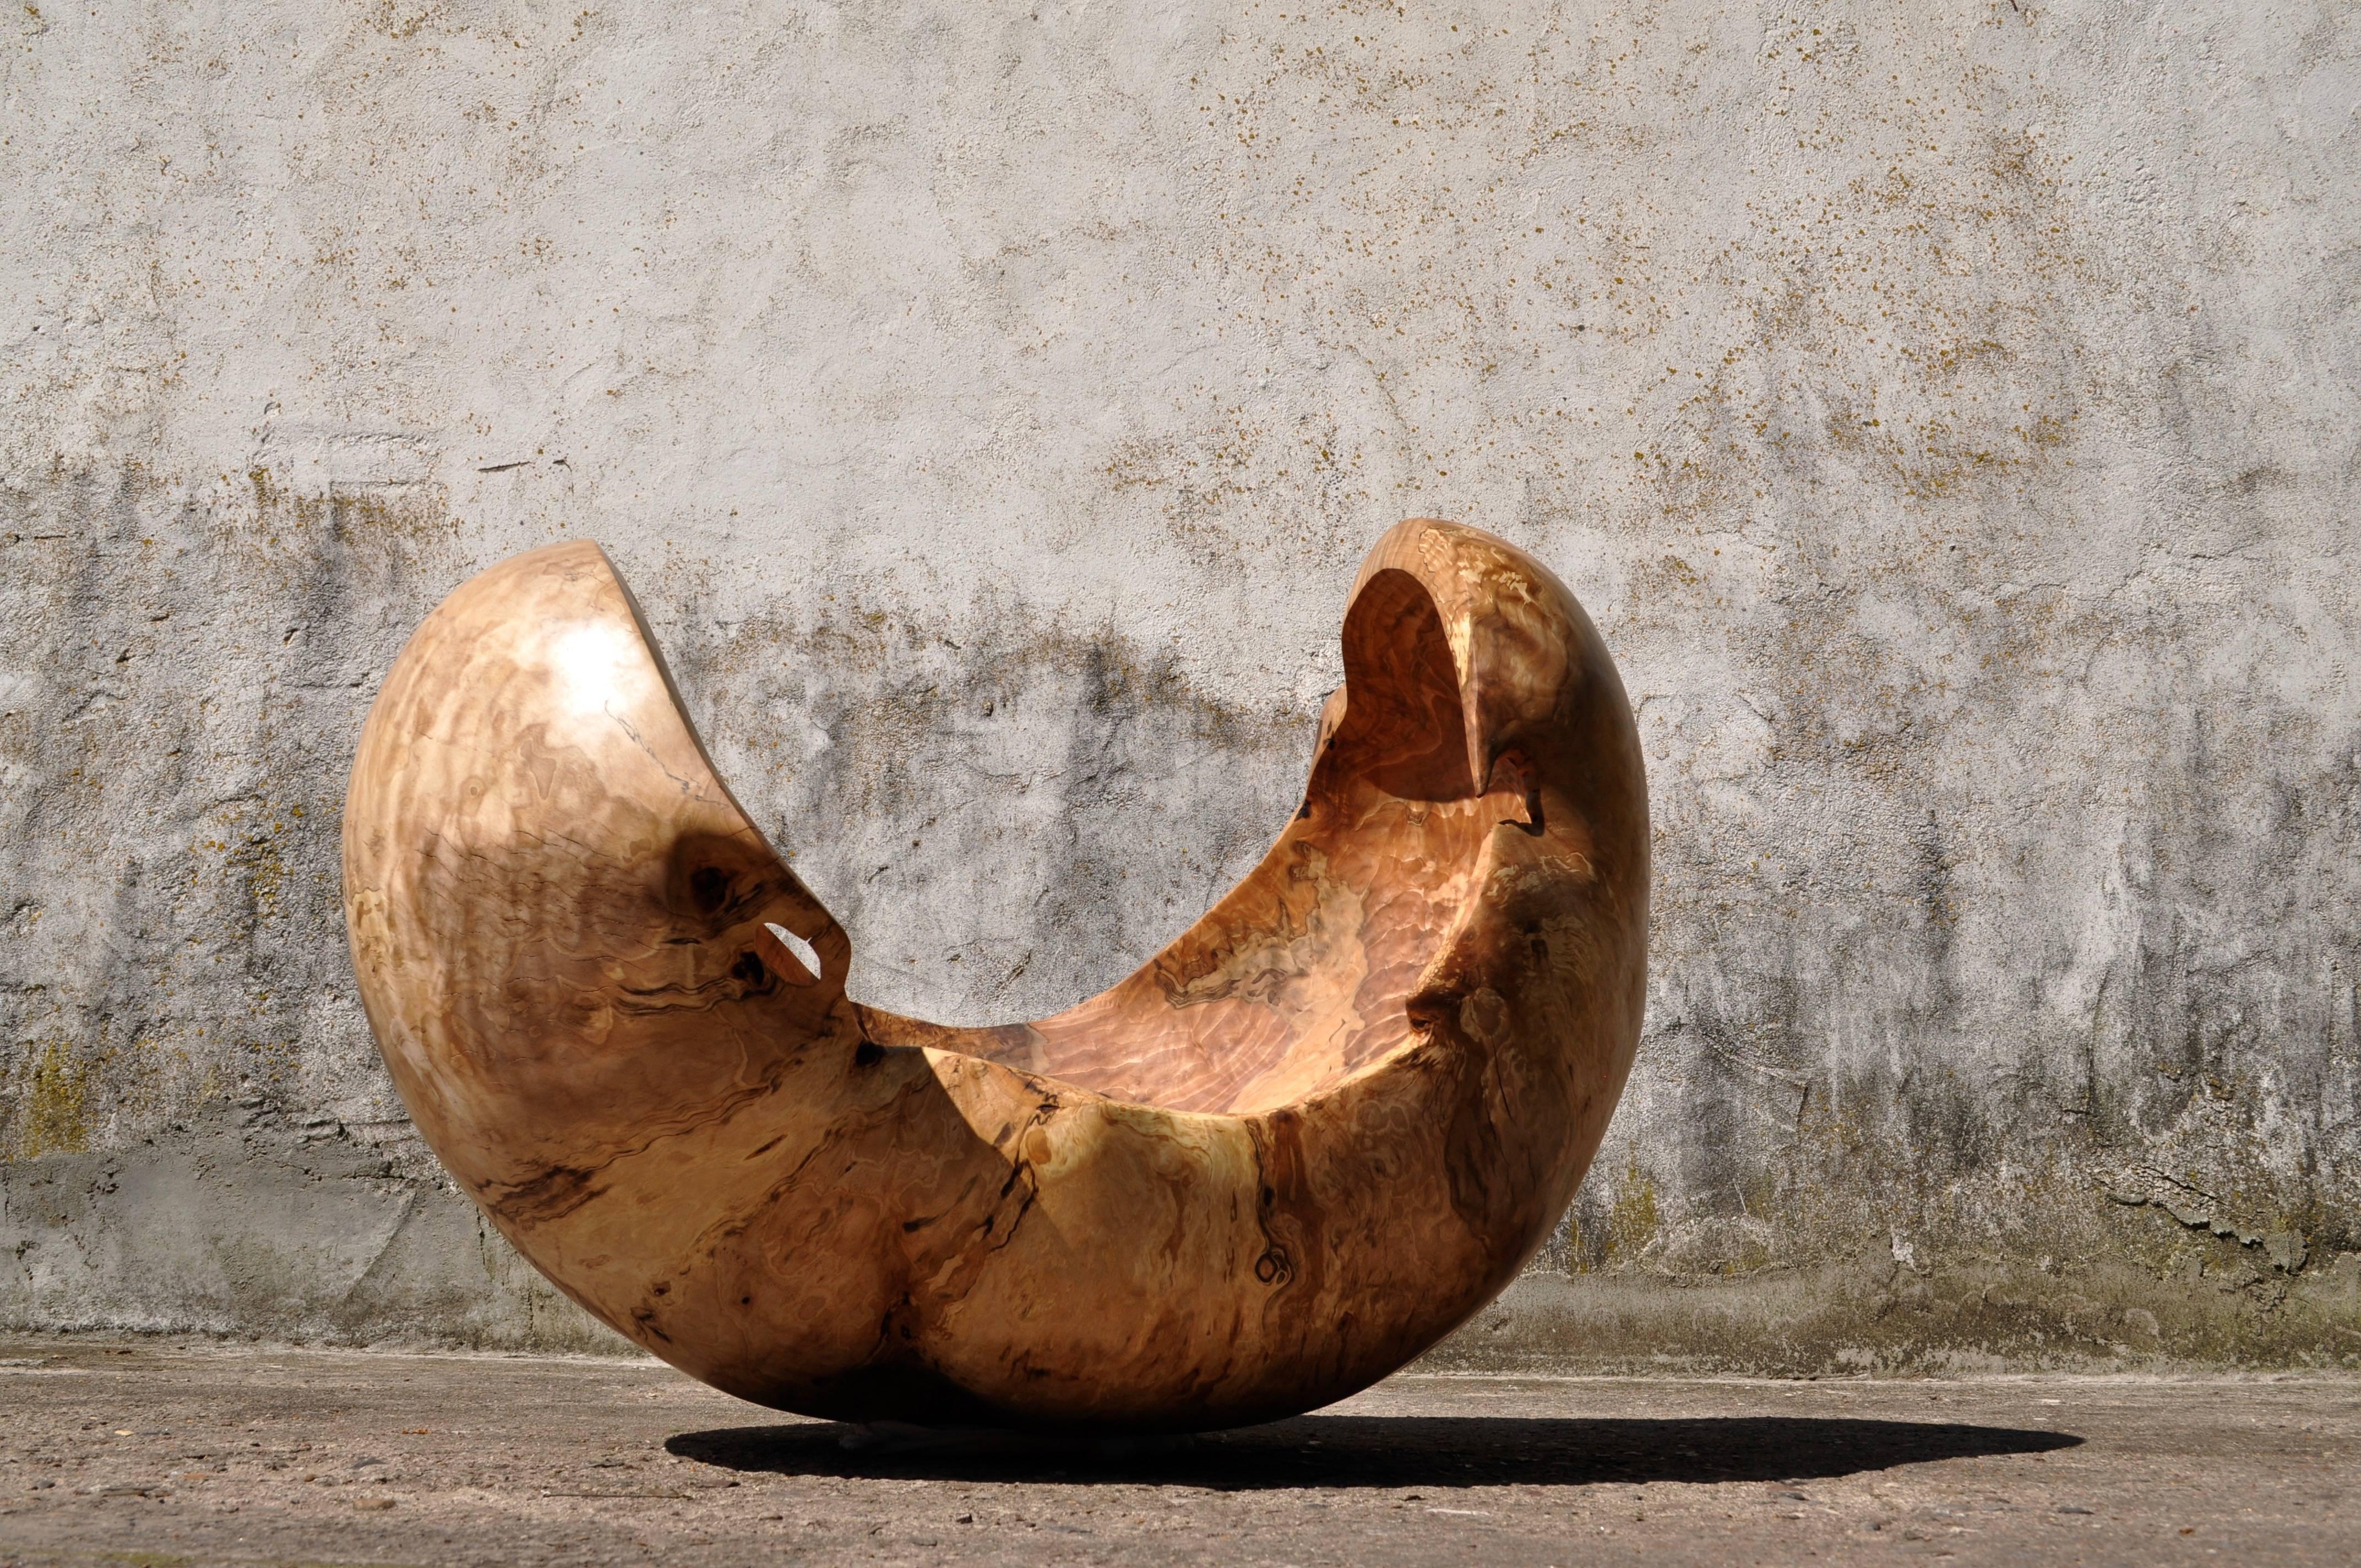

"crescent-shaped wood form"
[342, 520, 1649, 1431]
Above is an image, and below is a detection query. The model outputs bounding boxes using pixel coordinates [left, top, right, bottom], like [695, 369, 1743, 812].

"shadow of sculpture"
[667, 1413, 2081, 1491]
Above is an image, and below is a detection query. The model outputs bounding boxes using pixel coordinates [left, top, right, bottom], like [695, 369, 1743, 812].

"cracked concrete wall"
[4, 0, 2358, 1370]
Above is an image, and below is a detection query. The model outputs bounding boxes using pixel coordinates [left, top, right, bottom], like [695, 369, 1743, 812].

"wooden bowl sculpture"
[342, 519, 1648, 1431]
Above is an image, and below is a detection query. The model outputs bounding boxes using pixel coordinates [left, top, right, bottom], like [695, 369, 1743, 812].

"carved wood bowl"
[341, 519, 1649, 1431]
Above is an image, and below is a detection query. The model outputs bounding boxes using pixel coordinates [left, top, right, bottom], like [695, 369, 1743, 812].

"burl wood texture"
[342, 520, 1649, 1430]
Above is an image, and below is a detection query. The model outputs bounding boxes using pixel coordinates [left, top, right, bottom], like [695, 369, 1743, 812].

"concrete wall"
[4, 0, 2357, 1371]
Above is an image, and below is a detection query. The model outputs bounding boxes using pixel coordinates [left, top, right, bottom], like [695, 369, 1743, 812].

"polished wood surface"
[342, 520, 1649, 1430]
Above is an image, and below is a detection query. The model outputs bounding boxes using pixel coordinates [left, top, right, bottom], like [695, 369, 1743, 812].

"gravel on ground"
[0, 1335, 2353, 1566]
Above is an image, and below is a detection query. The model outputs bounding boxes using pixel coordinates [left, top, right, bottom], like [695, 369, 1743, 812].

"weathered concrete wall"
[3, 0, 2357, 1370]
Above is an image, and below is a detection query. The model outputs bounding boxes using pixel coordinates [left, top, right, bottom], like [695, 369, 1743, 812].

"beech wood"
[342, 520, 1649, 1430]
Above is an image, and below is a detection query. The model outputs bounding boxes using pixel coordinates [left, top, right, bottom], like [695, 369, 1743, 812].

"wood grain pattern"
[341, 520, 1649, 1430]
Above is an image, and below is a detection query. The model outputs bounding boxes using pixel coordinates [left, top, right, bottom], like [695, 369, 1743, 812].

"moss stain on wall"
[9, 1040, 96, 1161]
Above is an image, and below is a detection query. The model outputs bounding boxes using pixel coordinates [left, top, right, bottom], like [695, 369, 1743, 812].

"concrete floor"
[0, 1337, 2352, 1566]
